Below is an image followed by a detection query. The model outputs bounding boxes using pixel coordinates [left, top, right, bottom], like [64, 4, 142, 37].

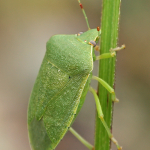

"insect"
[28, 0, 125, 150]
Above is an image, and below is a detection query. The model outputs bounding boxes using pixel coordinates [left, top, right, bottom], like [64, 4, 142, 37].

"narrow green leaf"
[95, 0, 121, 150]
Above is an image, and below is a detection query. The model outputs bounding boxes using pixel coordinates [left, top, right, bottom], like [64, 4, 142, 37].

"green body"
[28, 29, 98, 150]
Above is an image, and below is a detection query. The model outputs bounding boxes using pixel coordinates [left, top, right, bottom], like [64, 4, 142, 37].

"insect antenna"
[97, 26, 101, 39]
[78, 0, 91, 30]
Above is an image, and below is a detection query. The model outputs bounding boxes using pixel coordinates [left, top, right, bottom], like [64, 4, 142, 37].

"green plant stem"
[95, 0, 121, 150]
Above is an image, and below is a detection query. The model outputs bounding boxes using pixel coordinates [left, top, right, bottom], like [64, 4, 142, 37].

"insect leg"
[89, 87, 122, 150]
[92, 76, 119, 102]
[96, 52, 116, 60]
[96, 44, 125, 60]
[69, 127, 94, 150]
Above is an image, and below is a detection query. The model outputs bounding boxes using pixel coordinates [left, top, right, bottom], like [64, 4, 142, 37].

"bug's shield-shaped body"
[28, 29, 98, 150]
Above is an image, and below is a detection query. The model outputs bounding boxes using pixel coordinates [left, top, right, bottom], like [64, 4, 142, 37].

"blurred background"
[0, 0, 150, 149]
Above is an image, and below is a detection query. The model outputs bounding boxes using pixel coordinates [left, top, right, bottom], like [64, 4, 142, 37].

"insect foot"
[110, 44, 125, 53]
[110, 136, 122, 150]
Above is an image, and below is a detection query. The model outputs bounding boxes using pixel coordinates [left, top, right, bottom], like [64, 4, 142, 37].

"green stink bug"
[28, 1, 125, 150]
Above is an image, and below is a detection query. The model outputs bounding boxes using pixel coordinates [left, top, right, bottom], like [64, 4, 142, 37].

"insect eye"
[69, 76, 71, 79]
[77, 32, 84, 36]
[89, 40, 96, 47]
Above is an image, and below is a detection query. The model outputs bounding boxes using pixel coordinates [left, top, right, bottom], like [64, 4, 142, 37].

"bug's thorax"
[76, 28, 98, 62]
[46, 32, 95, 76]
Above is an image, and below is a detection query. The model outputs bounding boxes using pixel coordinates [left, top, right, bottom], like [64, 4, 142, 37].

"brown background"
[0, 0, 150, 149]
